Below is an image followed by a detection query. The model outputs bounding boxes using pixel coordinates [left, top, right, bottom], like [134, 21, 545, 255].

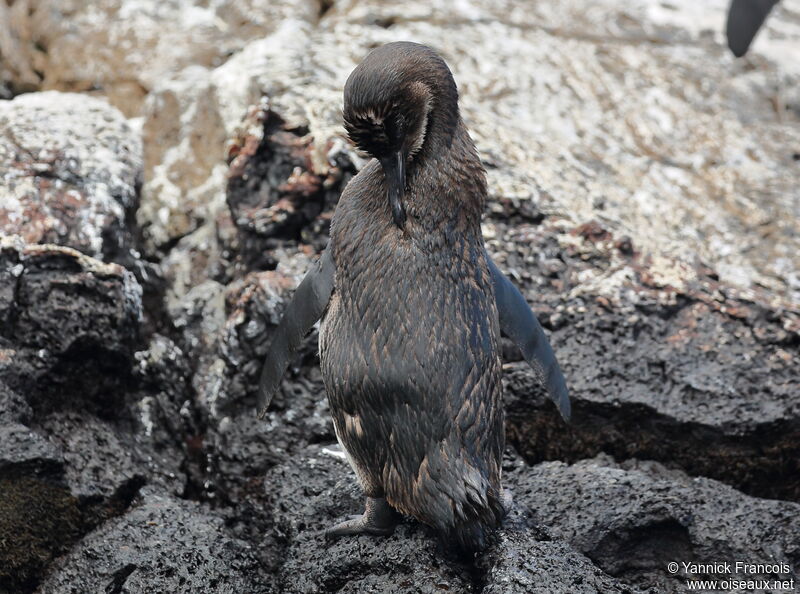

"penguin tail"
[444, 517, 492, 553]
[441, 494, 506, 554]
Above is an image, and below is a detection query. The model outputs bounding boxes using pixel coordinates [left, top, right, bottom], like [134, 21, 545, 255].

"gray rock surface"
[38, 489, 271, 594]
[491, 215, 800, 501]
[0, 422, 79, 594]
[136, 0, 800, 304]
[0, 0, 38, 96]
[225, 102, 353, 269]
[0, 0, 320, 116]
[0, 92, 142, 261]
[507, 455, 800, 592]
[0, 236, 142, 410]
[267, 446, 669, 593]
[0, 381, 31, 424]
[260, 444, 800, 593]
[481, 532, 645, 594]
[0, 423, 62, 478]
[0, 241, 182, 594]
[191, 263, 334, 547]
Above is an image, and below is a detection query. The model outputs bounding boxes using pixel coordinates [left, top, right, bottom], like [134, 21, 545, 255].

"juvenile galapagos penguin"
[257, 41, 570, 553]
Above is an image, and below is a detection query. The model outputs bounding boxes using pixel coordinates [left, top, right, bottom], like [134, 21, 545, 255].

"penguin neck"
[404, 117, 487, 237]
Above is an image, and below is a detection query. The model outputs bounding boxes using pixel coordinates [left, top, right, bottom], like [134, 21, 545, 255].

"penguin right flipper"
[485, 251, 571, 422]
[256, 247, 335, 419]
[726, 0, 779, 57]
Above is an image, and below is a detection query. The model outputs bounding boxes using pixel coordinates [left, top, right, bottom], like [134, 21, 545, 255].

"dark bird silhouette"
[726, 0, 779, 57]
[257, 41, 570, 553]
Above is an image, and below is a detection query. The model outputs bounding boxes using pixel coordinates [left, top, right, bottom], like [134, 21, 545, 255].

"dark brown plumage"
[257, 41, 570, 553]
[322, 44, 504, 551]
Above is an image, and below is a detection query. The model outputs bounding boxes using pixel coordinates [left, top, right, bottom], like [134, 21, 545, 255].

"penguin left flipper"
[256, 247, 335, 419]
[485, 251, 571, 422]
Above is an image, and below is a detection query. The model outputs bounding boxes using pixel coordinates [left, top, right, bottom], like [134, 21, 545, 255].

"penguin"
[257, 41, 570, 553]
[726, 0, 778, 57]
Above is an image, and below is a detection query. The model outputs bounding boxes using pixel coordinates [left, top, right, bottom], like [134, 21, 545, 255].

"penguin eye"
[383, 117, 397, 141]
[383, 112, 406, 144]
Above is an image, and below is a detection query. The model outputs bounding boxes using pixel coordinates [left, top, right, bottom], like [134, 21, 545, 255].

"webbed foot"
[325, 497, 399, 538]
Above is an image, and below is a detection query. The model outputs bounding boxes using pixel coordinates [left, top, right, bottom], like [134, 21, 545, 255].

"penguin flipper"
[256, 247, 335, 419]
[485, 251, 571, 421]
[726, 0, 778, 57]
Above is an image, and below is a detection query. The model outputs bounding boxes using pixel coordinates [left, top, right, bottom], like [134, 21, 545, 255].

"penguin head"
[343, 42, 460, 229]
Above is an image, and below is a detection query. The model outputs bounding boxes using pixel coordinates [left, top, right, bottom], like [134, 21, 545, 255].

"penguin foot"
[325, 496, 399, 538]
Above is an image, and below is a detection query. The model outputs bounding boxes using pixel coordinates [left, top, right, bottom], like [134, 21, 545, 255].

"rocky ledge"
[1, 1, 798, 593]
